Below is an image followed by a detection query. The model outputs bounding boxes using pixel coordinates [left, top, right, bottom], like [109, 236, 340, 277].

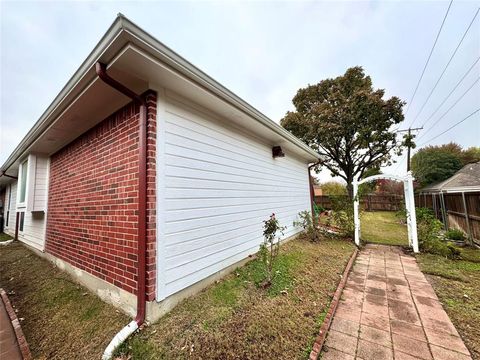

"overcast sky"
[1, 0, 479, 182]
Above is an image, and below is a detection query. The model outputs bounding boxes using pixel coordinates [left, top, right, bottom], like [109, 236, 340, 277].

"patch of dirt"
[418, 253, 480, 359]
[117, 236, 355, 360]
[0, 232, 13, 241]
[425, 274, 480, 359]
[0, 242, 129, 359]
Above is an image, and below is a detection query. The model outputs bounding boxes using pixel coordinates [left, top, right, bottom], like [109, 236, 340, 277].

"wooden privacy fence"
[314, 194, 404, 212]
[415, 191, 480, 246]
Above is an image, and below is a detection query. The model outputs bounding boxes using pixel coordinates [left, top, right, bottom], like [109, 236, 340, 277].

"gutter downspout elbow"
[101, 321, 138, 360]
[0, 171, 18, 180]
[95, 62, 148, 358]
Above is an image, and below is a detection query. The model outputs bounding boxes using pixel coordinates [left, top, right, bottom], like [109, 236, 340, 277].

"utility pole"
[397, 127, 423, 172]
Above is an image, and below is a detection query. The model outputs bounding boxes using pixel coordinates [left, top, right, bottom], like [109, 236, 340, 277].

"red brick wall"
[46, 91, 157, 300]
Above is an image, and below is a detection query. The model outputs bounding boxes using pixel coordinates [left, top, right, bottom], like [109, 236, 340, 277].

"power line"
[418, 108, 480, 147]
[404, 0, 453, 118]
[393, 154, 408, 174]
[418, 75, 480, 140]
[396, 127, 423, 171]
[409, 7, 480, 127]
[420, 55, 480, 129]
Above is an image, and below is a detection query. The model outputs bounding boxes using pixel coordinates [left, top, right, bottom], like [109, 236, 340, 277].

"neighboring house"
[0, 15, 320, 322]
[416, 161, 480, 244]
[313, 186, 323, 196]
[417, 161, 480, 194]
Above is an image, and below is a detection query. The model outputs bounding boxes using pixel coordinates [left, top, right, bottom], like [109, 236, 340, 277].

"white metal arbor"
[353, 171, 419, 252]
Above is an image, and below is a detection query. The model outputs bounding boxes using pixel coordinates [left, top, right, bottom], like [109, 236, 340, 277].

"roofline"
[1, 18, 124, 173]
[419, 186, 480, 194]
[1, 14, 320, 173]
[419, 161, 480, 193]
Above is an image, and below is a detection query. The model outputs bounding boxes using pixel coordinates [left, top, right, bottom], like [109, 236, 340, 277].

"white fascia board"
[1, 18, 125, 173]
[1, 14, 320, 174]
[443, 186, 480, 193]
[118, 17, 320, 161]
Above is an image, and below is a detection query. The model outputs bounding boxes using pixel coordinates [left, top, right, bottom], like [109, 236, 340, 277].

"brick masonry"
[320, 244, 473, 360]
[45, 91, 157, 300]
[309, 247, 359, 360]
[0, 288, 32, 360]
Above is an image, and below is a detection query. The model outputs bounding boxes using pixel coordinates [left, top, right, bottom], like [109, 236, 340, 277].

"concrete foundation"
[18, 231, 301, 323]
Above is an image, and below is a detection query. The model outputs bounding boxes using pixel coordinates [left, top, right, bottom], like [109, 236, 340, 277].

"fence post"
[353, 181, 360, 247]
[461, 192, 472, 245]
[439, 192, 448, 230]
[403, 180, 412, 247]
[407, 172, 419, 253]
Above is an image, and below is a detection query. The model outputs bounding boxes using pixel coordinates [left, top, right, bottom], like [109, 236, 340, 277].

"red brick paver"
[321, 244, 473, 360]
[0, 294, 22, 360]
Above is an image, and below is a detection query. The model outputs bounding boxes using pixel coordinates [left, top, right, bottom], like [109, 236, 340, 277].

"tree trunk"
[346, 181, 354, 199]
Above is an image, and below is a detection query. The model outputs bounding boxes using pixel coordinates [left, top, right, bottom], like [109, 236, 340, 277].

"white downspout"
[102, 321, 138, 360]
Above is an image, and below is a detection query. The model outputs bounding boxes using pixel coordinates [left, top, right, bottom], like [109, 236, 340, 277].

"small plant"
[445, 228, 465, 241]
[259, 213, 286, 287]
[314, 203, 325, 214]
[293, 211, 319, 242]
[330, 195, 356, 237]
[416, 207, 460, 259]
[395, 202, 407, 225]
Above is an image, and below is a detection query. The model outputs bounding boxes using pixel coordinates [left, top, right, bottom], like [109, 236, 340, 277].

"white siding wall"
[3, 181, 17, 236]
[6, 154, 49, 251]
[158, 95, 311, 298]
[33, 157, 49, 211]
[19, 210, 47, 251]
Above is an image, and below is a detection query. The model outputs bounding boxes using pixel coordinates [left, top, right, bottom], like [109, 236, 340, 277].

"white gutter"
[119, 18, 320, 160]
[0, 21, 125, 173]
[102, 320, 138, 360]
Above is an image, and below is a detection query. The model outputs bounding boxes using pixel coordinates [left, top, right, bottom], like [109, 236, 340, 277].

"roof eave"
[1, 14, 321, 173]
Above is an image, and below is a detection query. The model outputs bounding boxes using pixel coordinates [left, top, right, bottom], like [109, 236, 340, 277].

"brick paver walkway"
[0, 294, 22, 360]
[321, 244, 472, 360]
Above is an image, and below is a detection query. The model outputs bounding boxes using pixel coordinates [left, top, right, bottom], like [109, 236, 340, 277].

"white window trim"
[17, 158, 29, 209]
[18, 211, 26, 234]
[5, 184, 11, 228]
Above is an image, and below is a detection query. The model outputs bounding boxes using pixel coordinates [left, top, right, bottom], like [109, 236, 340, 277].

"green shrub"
[319, 181, 347, 195]
[293, 211, 319, 242]
[445, 228, 465, 241]
[416, 207, 460, 259]
[259, 213, 286, 287]
[330, 195, 355, 237]
[395, 202, 407, 224]
[314, 203, 325, 215]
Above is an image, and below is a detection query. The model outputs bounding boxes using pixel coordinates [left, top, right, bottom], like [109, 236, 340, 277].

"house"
[416, 161, 480, 244]
[313, 185, 323, 196]
[417, 161, 480, 194]
[0, 14, 320, 323]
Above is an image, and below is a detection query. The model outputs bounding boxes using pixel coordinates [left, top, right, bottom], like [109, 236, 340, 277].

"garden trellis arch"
[353, 171, 419, 253]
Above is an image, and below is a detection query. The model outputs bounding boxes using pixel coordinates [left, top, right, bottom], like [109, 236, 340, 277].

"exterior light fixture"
[272, 146, 285, 158]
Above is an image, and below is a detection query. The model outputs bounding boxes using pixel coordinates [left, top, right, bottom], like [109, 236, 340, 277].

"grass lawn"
[0, 232, 13, 241]
[0, 242, 129, 359]
[360, 211, 408, 246]
[115, 236, 355, 360]
[417, 248, 480, 359]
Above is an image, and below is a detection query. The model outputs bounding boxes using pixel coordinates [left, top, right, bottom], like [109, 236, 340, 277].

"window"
[19, 212, 25, 232]
[5, 185, 11, 227]
[19, 159, 28, 203]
